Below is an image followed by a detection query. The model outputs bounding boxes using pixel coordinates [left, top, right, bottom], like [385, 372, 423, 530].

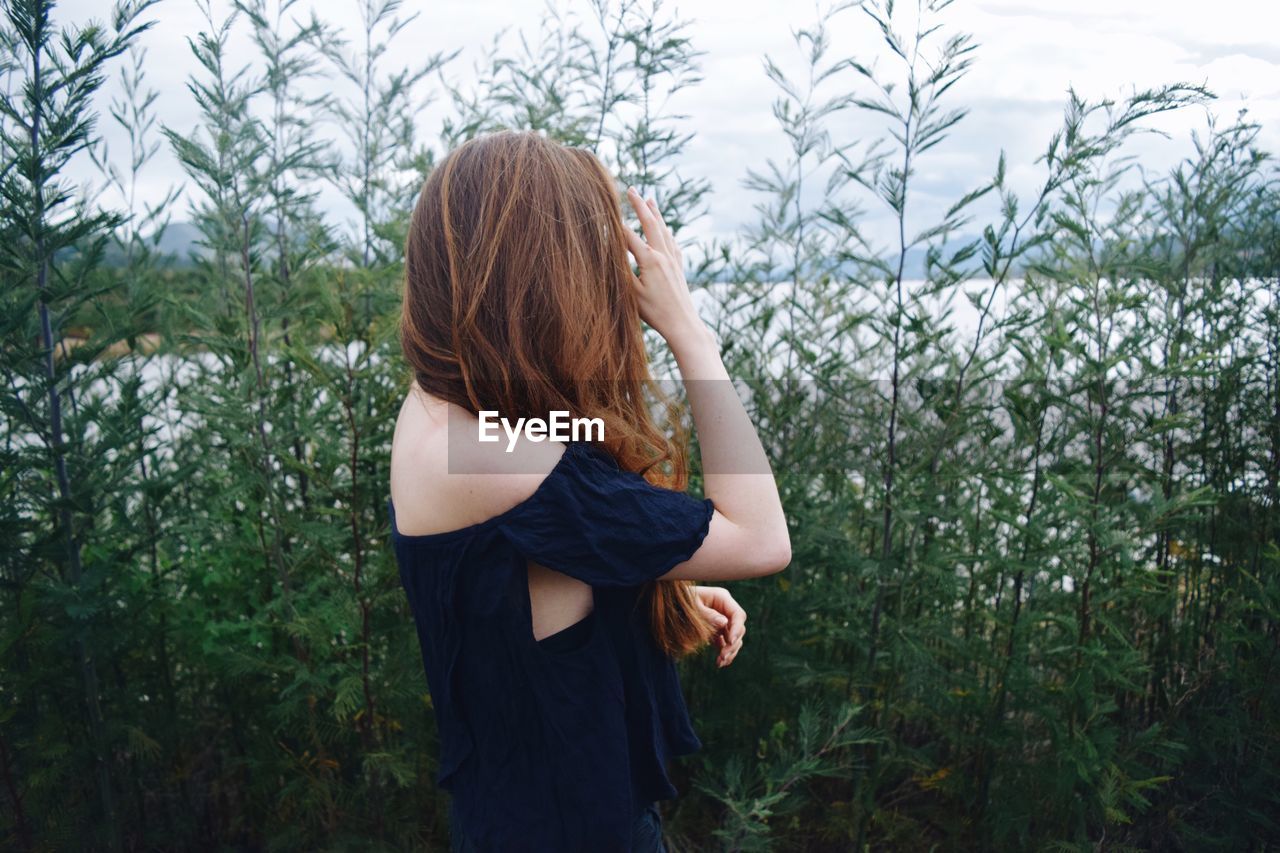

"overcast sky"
[58, 0, 1280, 255]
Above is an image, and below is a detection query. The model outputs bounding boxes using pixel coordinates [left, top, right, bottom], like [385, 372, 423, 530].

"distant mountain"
[723, 234, 1019, 282]
[151, 221, 207, 260]
[87, 221, 207, 268]
[98, 221, 1009, 279]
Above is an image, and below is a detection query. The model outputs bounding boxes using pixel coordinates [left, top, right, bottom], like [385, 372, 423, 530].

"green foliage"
[2, 0, 1278, 850]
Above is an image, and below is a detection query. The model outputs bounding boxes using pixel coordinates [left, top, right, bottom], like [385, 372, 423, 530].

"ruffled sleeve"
[497, 441, 714, 588]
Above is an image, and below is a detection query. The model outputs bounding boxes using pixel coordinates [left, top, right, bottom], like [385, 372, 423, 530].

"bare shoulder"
[389, 386, 567, 536]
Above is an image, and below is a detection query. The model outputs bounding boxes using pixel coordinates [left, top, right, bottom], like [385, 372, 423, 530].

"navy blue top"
[387, 439, 716, 852]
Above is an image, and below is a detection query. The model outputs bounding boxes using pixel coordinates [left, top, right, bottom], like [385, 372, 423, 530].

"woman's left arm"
[693, 586, 747, 668]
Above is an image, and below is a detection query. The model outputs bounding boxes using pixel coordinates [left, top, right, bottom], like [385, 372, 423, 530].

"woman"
[388, 129, 790, 852]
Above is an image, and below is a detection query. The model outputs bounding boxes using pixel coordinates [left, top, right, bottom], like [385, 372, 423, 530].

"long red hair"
[400, 129, 716, 660]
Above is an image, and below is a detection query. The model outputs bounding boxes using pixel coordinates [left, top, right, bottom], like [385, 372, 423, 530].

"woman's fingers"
[622, 221, 650, 264]
[627, 186, 673, 257]
[693, 585, 747, 667]
[697, 589, 745, 667]
[625, 186, 660, 248]
[718, 634, 742, 667]
[645, 196, 676, 255]
[714, 592, 747, 641]
[725, 617, 745, 649]
[696, 601, 729, 646]
[697, 600, 728, 627]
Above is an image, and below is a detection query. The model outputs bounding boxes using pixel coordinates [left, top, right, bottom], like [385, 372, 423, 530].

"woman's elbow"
[753, 532, 791, 576]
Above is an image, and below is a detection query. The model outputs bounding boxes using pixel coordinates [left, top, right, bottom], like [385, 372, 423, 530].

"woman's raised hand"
[620, 187, 791, 585]
[622, 186, 704, 347]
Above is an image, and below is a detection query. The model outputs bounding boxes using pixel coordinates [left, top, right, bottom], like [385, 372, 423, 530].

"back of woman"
[388, 129, 790, 852]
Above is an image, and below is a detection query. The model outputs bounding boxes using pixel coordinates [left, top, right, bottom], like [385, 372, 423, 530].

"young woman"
[388, 129, 790, 852]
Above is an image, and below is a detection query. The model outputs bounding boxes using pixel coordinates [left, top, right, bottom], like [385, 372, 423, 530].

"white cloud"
[48, 0, 1280, 254]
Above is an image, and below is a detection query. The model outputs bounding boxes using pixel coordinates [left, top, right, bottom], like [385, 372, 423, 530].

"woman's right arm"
[623, 186, 790, 581]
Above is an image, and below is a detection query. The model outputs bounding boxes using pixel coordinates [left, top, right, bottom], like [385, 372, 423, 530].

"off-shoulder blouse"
[387, 439, 715, 852]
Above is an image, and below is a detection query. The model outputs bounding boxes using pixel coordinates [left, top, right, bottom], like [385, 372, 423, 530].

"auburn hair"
[400, 128, 717, 660]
